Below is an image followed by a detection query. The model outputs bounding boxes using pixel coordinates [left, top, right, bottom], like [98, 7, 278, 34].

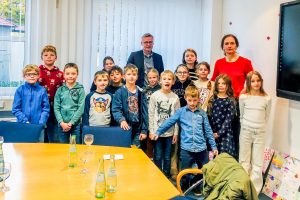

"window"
[91, 0, 204, 76]
[0, 0, 26, 97]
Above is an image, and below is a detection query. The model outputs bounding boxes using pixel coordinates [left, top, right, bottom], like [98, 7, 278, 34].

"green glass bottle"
[95, 158, 106, 198]
[68, 135, 77, 168]
[106, 154, 117, 193]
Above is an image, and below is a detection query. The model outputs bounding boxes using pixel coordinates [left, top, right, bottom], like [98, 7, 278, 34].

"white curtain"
[27, 0, 93, 91]
[91, 0, 204, 76]
[4, 0, 211, 96]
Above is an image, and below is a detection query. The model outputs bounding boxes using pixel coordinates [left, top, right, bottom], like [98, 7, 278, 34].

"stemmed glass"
[0, 162, 11, 192]
[84, 134, 94, 153]
[80, 134, 94, 174]
[80, 152, 88, 174]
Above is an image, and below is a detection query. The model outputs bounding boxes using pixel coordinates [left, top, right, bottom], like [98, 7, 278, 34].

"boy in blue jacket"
[112, 64, 148, 147]
[12, 64, 50, 140]
[151, 85, 218, 190]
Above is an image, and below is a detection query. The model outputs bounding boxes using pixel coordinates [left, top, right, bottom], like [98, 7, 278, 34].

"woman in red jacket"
[211, 34, 253, 159]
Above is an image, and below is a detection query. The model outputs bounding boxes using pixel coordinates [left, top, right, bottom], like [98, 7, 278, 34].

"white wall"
[212, 0, 300, 159]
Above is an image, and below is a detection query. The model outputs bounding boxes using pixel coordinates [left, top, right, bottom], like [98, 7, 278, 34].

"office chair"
[82, 126, 131, 148]
[0, 121, 44, 143]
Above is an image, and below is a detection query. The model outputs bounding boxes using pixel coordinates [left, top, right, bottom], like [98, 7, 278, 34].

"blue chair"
[0, 121, 44, 143]
[82, 126, 131, 148]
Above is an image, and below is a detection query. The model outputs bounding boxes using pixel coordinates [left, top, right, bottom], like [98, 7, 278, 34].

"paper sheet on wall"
[262, 147, 275, 174]
[262, 151, 289, 199]
[262, 151, 300, 200]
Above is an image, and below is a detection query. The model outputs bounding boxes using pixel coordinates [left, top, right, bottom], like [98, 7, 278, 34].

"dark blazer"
[127, 50, 164, 87]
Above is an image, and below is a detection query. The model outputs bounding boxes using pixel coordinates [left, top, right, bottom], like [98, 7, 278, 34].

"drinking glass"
[0, 162, 11, 192]
[84, 134, 94, 154]
[80, 151, 88, 174]
[84, 134, 94, 147]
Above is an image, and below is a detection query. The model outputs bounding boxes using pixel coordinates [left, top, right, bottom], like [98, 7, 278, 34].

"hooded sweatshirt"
[54, 82, 85, 125]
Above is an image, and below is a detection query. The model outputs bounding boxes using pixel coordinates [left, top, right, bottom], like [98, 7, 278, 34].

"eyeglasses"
[176, 72, 189, 75]
[143, 41, 153, 44]
[25, 73, 38, 77]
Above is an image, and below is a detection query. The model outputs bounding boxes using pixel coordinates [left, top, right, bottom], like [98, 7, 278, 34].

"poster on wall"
[262, 151, 300, 200]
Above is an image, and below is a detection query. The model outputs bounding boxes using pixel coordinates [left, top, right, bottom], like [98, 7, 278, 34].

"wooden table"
[0, 143, 179, 199]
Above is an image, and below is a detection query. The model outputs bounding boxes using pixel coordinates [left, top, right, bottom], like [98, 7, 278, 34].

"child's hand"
[213, 150, 218, 156]
[172, 135, 178, 144]
[139, 133, 147, 140]
[213, 132, 219, 139]
[60, 122, 71, 132]
[120, 121, 130, 130]
[67, 122, 72, 128]
[149, 133, 159, 141]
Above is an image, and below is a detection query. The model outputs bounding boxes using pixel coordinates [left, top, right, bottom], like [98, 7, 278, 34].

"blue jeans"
[131, 122, 142, 148]
[180, 149, 208, 190]
[45, 106, 59, 143]
[58, 123, 81, 144]
[154, 136, 172, 178]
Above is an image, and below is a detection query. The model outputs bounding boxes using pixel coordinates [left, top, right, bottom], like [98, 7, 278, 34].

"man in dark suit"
[127, 33, 164, 88]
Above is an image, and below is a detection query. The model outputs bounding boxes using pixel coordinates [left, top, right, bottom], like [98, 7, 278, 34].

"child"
[143, 68, 161, 104]
[239, 71, 271, 193]
[39, 45, 64, 143]
[90, 57, 116, 92]
[102, 56, 115, 72]
[182, 48, 198, 81]
[112, 64, 148, 147]
[171, 64, 191, 107]
[12, 64, 50, 127]
[83, 71, 112, 127]
[151, 85, 218, 188]
[143, 68, 161, 158]
[148, 70, 180, 178]
[106, 65, 123, 94]
[208, 74, 236, 158]
[193, 62, 215, 112]
[54, 63, 85, 144]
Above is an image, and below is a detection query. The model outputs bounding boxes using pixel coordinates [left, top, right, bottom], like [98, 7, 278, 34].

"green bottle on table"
[95, 158, 106, 198]
[106, 154, 117, 193]
[68, 135, 77, 168]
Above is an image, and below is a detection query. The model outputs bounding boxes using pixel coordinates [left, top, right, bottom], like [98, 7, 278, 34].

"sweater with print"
[149, 90, 180, 137]
[83, 91, 113, 126]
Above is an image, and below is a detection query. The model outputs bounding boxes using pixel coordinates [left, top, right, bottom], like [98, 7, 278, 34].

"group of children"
[12, 46, 271, 194]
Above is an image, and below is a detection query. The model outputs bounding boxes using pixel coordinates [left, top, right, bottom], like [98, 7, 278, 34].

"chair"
[171, 169, 204, 200]
[0, 121, 44, 143]
[82, 126, 131, 148]
[174, 153, 258, 200]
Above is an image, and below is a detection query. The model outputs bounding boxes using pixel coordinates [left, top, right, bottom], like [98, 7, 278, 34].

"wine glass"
[0, 162, 11, 192]
[84, 134, 94, 154]
[79, 151, 88, 174]
[84, 134, 94, 147]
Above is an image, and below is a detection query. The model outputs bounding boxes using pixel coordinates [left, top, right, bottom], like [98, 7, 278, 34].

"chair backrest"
[0, 121, 44, 143]
[82, 126, 131, 148]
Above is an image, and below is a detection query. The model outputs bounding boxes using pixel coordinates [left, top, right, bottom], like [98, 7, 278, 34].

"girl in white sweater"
[239, 71, 271, 193]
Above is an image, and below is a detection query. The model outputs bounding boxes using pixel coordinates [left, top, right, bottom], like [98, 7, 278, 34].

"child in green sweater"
[54, 63, 85, 144]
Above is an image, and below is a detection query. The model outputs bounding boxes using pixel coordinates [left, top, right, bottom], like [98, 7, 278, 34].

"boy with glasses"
[12, 64, 50, 126]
